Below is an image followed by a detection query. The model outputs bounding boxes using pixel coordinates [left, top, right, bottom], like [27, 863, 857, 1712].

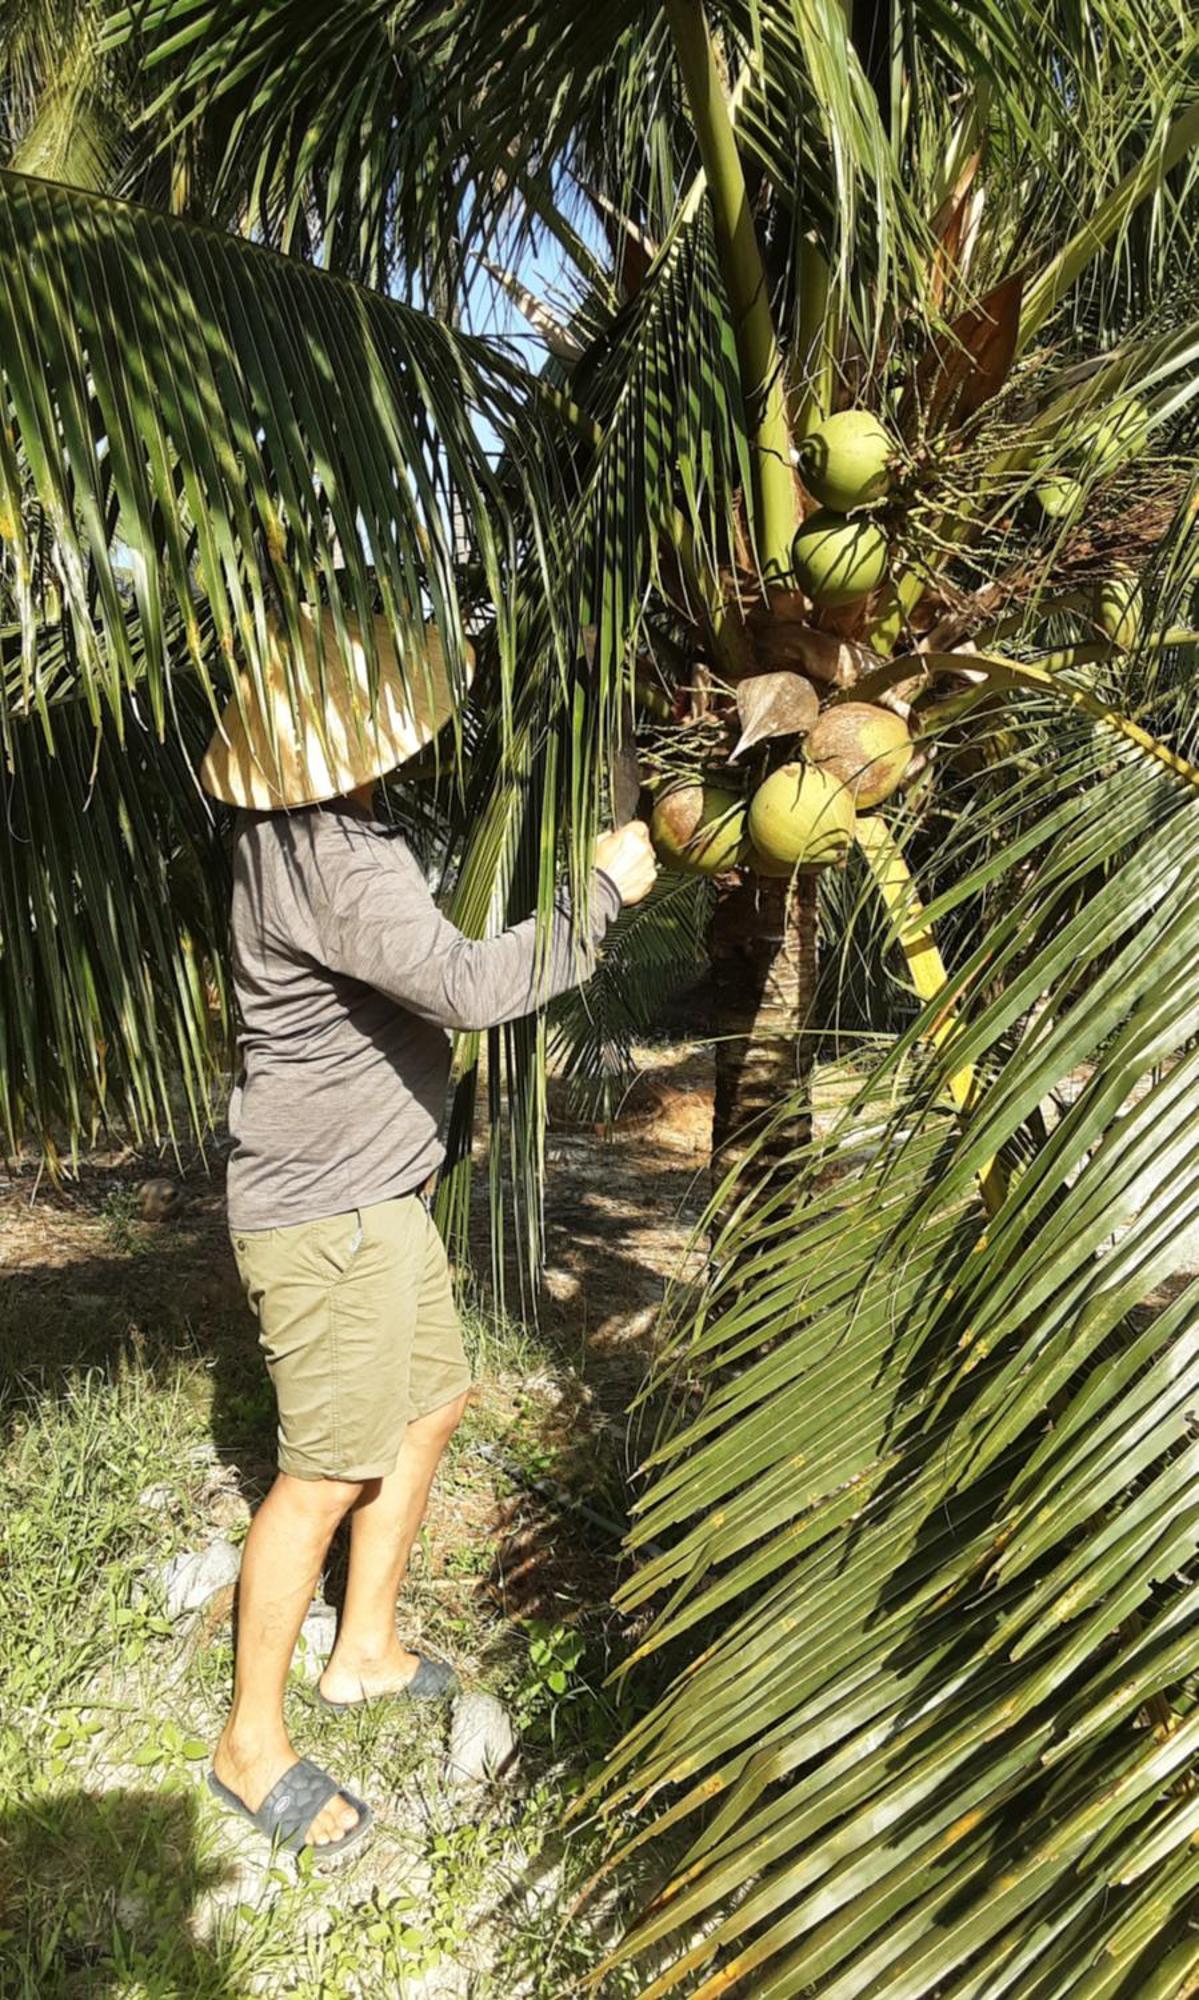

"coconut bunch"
[649, 697, 916, 878]
[648, 409, 922, 882]
[1021, 395, 1171, 651]
[746, 699, 914, 872]
[1032, 397, 1151, 524]
[649, 694, 917, 882]
[1019, 389, 1199, 656]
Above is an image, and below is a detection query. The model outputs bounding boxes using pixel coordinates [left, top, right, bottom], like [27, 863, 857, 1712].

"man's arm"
[309, 821, 655, 1032]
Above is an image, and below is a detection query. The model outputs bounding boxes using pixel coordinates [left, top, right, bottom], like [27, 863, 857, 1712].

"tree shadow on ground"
[0, 1787, 239, 1999]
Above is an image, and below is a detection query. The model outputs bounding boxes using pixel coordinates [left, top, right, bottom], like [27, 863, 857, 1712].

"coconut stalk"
[664, 0, 798, 581]
[855, 814, 1006, 1214]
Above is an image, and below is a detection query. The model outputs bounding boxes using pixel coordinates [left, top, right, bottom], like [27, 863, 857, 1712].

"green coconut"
[1036, 399, 1150, 515]
[1035, 475, 1084, 521]
[792, 511, 889, 608]
[650, 783, 746, 875]
[798, 410, 894, 513]
[747, 763, 856, 868]
[806, 702, 913, 809]
[1071, 398, 1150, 477]
[1094, 570, 1142, 650]
[864, 585, 906, 657]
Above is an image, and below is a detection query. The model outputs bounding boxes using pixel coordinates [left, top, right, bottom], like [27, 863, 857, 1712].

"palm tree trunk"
[710, 872, 818, 1187]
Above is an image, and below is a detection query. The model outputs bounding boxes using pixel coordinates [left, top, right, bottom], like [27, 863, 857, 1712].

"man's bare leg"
[319, 1392, 469, 1701]
[213, 1472, 366, 1845]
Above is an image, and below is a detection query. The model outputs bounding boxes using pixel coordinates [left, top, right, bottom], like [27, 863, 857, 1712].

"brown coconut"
[650, 783, 747, 875]
[805, 702, 913, 809]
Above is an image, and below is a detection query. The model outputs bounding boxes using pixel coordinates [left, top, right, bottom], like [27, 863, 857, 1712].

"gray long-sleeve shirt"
[226, 801, 621, 1229]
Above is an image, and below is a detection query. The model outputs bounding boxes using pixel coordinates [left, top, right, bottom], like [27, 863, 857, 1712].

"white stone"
[137, 1482, 175, 1512]
[444, 1692, 518, 1786]
[293, 1603, 339, 1681]
[159, 1539, 242, 1618]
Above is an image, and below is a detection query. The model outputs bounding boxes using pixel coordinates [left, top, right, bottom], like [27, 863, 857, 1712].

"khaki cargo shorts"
[231, 1194, 472, 1480]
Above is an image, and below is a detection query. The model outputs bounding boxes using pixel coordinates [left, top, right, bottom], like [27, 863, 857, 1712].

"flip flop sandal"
[316, 1653, 458, 1712]
[207, 1758, 372, 1863]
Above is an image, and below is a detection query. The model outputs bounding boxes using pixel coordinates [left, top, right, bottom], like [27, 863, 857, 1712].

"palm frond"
[0, 165, 538, 741]
[0, 619, 228, 1160]
[2, 0, 131, 190]
[591, 687, 1199, 1994]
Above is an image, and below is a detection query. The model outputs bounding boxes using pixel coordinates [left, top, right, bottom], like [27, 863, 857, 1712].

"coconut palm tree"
[87, 0, 1199, 1211]
[5, 0, 1199, 1987]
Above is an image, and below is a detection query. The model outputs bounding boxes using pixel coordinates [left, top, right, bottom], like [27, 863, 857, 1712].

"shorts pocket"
[280, 1209, 365, 1283]
[230, 1227, 274, 1306]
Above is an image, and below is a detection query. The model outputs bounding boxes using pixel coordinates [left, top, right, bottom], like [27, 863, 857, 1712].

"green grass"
[0, 1186, 661, 1998]
[456, 1276, 561, 1380]
[95, 1184, 149, 1255]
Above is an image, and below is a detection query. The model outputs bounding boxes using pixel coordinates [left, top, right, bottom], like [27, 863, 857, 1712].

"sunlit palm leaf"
[105, 0, 447, 287]
[2, 0, 131, 191]
[0, 618, 228, 1158]
[590, 694, 1199, 1993]
[0, 166, 537, 739]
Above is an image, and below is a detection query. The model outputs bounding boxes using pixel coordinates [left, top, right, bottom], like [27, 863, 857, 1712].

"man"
[198, 607, 655, 1860]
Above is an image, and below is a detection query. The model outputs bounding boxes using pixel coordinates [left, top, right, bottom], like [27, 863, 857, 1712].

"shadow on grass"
[0, 1787, 240, 1999]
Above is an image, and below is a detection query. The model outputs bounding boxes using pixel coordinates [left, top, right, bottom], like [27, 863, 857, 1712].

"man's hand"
[595, 821, 657, 907]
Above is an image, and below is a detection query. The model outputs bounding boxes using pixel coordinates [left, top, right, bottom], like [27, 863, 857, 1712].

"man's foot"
[213, 1727, 360, 1847]
[318, 1637, 425, 1707]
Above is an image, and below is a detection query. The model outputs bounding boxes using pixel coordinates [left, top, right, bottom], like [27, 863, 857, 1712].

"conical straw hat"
[200, 604, 473, 811]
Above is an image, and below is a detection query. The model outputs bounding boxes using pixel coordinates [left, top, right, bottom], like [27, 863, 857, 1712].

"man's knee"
[410, 1389, 470, 1445]
[276, 1470, 368, 1519]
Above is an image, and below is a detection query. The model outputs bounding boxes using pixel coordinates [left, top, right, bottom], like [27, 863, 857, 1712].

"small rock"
[159, 1538, 242, 1619]
[293, 1603, 339, 1681]
[207, 1488, 252, 1532]
[137, 1482, 176, 1512]
[138, 1178, 182, 1222]
[199, 1459, 240, 1495]
[199, 1463, 252, 1530]
[444, 1692, 518, 1786]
